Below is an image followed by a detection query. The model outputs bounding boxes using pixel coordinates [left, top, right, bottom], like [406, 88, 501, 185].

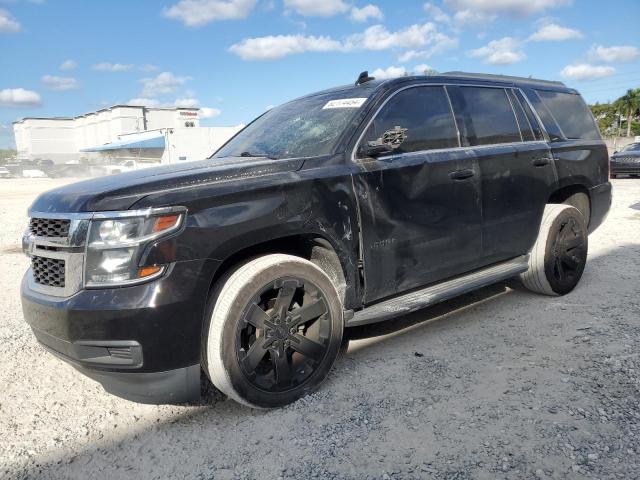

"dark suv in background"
[610, 142, 640, 178]
[21, 71, 611, 408]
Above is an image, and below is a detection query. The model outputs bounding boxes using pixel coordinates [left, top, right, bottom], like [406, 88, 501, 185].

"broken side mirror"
[359, 126, 408, 158]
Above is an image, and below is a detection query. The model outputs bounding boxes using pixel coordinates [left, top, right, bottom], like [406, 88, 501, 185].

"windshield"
[622, 143, 640, 152]
[213, 93, 368, 160]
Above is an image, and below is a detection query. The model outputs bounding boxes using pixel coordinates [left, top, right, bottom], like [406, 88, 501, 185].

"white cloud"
[560, 63, 615, 81]
[140, 71, 192, 97]
[163, 0, 256, 26]
[59, 59, 77, 71]
[0, 8, 20, 33]
[345, 23, 457, 54]
[173, 97, 200, 108]
[424, 3, 450, 23]
[0, 88, 41, 108]
[200, 107, 221, 118]
[128, 98, 162, 107]
[444, 0, 571, 17]
[229, 34, 341, 60]
[94, 62, 134, 72]
[284, 0, 348, 17]
[349, 4, 383, 22]
[372, 65, 437, 79]
[140, 64, 160, 72]
[230, 22, 456, 61]
[588, 44, 640, 64]
[397, 34, 458, 62]
[371, 66, 408, 79]
[42, 75, 79, 91]
[469, 37, 525, 64]
[453, 9, 496, 25]
[413, 64, 436, 74]
[528, 23, 582, 41]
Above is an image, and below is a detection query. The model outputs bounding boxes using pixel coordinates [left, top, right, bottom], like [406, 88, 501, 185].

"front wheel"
[520, 204, 588, 296]
[203, 254, 344, 408]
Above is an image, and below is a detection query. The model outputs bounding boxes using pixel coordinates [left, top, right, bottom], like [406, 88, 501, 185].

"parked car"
[610, 142, 640, 178]
[0, 166, 13, 178]
[21, 71, 611, 408]
[21, 169, 47, 178]
[103, 160, 139, 175]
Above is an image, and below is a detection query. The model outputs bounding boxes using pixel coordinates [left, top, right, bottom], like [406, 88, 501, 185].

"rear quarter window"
[535, 90, 601, 140]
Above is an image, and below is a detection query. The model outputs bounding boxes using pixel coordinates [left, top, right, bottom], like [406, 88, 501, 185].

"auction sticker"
[322, 98, 367, 109]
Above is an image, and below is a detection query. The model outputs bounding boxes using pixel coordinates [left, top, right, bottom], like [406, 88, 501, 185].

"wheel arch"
[206, 232, 355, 310]
[547, 183, 591, 225]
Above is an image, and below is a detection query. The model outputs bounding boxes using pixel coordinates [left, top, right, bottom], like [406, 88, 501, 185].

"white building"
[13, 105, 243, 165]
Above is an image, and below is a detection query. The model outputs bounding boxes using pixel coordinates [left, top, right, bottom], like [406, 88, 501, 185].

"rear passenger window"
[535, 90, 600, 140]
[459, 87, 521, 146]
[360, 86, 458, 155]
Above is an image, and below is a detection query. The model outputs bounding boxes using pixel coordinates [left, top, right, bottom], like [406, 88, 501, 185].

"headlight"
[84, 207, 185, 287]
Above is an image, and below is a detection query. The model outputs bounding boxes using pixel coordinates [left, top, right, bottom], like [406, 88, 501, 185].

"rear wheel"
[520, 204, 588, 296]
[203, 254, 344, 408]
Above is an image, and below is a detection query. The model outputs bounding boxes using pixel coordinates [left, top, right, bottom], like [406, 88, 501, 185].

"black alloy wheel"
[236, 278, 332, 393]
[545, 214, 588, 295]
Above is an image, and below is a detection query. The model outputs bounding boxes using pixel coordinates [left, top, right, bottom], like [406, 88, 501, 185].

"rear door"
[352, 85, 482, 303]
[524, 88, 609, 189]
[449, 85, 556, 264]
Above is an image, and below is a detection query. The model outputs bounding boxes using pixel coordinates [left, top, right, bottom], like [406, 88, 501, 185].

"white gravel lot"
[1, 178, 639, 480]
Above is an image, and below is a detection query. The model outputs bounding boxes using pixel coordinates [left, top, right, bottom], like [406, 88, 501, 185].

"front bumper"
[21, 258, 219, 404]
[610, 162, 640, 175]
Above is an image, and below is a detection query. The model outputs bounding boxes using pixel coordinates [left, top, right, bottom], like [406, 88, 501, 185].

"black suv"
[610, 142, 640, 178]
[21, 72, 611, 408]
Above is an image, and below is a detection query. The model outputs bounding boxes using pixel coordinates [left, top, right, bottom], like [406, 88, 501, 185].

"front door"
[352, 85, 482, 303]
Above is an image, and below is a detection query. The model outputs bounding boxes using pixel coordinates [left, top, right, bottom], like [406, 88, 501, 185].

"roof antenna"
[355, 71, 375, 86]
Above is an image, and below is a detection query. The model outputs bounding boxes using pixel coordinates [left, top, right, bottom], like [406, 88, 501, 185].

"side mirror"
[613, 151, 618, 154]
[359, 126, 408, 158]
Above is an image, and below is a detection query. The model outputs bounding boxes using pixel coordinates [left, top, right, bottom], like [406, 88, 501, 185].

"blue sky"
[1, 0, 639, 148]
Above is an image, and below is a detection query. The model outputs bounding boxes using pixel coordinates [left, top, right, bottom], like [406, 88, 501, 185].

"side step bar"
[347, 255, 529, 327]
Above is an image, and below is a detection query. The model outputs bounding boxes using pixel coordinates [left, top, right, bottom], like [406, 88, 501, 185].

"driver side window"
[359, 86, 459, 157]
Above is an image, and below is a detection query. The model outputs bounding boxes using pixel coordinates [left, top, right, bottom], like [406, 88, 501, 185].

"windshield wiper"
[239, 151, 279, 160]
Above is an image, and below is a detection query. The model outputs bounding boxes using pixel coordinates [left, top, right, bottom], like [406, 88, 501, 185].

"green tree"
[0, 149, 17, 165]
[614, 88, 640, 137]
[589, 102, 617, 135]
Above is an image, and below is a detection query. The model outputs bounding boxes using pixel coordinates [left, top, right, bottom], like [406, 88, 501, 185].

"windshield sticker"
[322, 98, 367, 109]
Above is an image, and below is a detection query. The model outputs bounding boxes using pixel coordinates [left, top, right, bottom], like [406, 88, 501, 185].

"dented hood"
[29, 156, 304, 213]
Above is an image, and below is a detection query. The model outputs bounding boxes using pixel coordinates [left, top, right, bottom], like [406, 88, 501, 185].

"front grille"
[29, 218, 71, 238]
[614, 156, 640, 164]
[31, 256, 66, 287]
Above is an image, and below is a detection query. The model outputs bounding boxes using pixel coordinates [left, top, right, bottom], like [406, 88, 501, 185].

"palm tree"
[615, 89, 640, 137]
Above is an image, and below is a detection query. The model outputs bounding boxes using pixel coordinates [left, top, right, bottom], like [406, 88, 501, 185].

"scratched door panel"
[354, 148, 482, 303]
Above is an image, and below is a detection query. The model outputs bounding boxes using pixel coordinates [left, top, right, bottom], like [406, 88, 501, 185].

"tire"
[561, 192, 590, 227]
[519, 204, 588, 296]
[203, 254, 344, 408]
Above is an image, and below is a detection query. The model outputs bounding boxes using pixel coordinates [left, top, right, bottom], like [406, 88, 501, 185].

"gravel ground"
[1, 178, 639, 480]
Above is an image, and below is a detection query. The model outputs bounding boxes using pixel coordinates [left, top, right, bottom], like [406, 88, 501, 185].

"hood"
[29, 156, 304, 213]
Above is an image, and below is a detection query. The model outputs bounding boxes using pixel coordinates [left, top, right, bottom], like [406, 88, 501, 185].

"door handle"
[449, 169, 475, 180]
[531, 157, 552, 167]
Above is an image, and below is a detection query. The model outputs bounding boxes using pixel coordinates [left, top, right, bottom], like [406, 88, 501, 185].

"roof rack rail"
[443, 71, 566, 87]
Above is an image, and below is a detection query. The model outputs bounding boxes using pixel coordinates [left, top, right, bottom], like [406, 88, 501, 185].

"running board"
[347, 255, 529, 327]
